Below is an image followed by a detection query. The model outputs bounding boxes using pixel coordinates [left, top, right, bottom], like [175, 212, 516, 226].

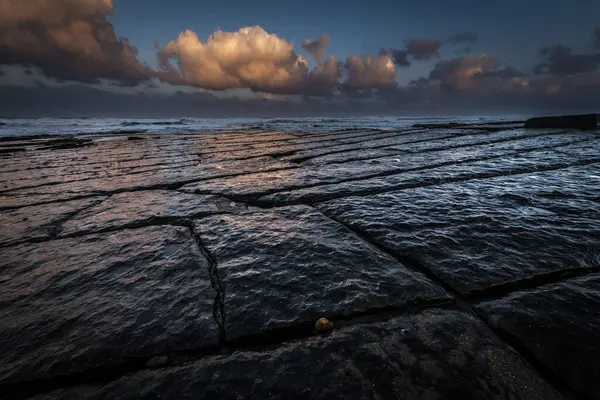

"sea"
[0, 116, 524, 138]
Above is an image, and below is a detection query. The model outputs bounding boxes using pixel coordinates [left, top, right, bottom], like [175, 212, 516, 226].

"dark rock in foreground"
[476, 274, 600, 399]
[1, 122, 598, 399]
[0, 226, 218, 387]
[524, 114, 598, 130]
[194, 206, 449, 341]
[32, 310, 562, 400]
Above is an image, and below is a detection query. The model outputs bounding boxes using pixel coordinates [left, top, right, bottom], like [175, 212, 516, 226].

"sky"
[0, 0, 599, 117]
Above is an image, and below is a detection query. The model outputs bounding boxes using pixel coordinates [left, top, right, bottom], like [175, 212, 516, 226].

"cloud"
[385, 49, 410, 67]
[534, 45, 600, 76]
[448, 33, 479, 44]
[1, 1, 598, 115]
[386, 38, 442, 67]
[403, 38, 442, 60]
[428, 55, 503, 91]
[2, 69, 599, 118]
[0, 81, 364, 117]
[474, 65, 524, 79]
[343, 52, 397, 89]
[158, 26, 339, 96]
[393, 46, 600, 113]
[0, 0, 151, 84]
[302, 34, 330, 65]
[267, 56, 341, 96]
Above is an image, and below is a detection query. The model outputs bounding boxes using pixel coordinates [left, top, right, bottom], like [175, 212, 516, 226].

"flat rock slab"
[318, 167, 600, 296]
[258, 140, 600, 205]
[476, 274, 600, 399]
[0, 156, 295, 209]
[0, 196, 106, 246]
[0, 226, 218, 387]
[182, 138, 599, 203]
[59, 190, 243, 237]
[194, 206, 449, 341]
[36, 310, 561, 400]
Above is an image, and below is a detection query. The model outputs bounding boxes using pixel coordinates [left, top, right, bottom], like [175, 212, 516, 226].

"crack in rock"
[188, 225, 227, 343]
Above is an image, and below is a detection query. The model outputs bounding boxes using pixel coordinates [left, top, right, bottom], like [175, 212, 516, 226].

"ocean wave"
[265, 118, 344, 124]
[120, 119, 190, 127]
[78, 129, 150, 135]
[265, 119, 297, 124]
[330, 127, 384, 133]
[228, 124, 266, 131]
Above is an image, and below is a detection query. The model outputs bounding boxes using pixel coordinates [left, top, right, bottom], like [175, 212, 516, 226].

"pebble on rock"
[314, 317, 334, 333]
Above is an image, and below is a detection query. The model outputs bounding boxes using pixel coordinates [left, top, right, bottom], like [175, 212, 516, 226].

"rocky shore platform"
[1, 121, 599, 399]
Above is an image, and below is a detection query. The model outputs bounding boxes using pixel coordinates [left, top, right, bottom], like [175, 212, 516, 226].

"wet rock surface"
[32, 310, 562, 400]
[194, 206, 449, 341]
[317, 167, 600, 296]
[0, 196, 106, 246]
[476, 274, 600, 399]
[59, 190, 242, 237]
[0, 122, 598, 399]
[0, 226, 218, 389]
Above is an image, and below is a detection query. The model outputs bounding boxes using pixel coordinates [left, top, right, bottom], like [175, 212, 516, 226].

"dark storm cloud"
[475, 66, 524, 79]
[448, 33, 479, 44]
[385, 38, 442, 67]
[378, 71, 600, 116]
[534, 45, 600, 76]
[593, 27, 600, 48]
[385, 49, 410, 67]
[428, 55, 501, 92]
[0, 83, 237, 117]
[0, 83, 353, 117]
[2, 72, 600, 118]
[302, 34, 330, 65]
[408, 77, 431, 87]
[403, 38, 442, 60]
[338, 85, 375, 99]
[0, 0, 152, 85]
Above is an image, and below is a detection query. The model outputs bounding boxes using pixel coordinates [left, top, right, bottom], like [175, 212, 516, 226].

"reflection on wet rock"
[0, 196, 106, 246]
[0, 226, 218, 386]
[194, 206, 449, 340]
[0, 122, 598, 399]
[59, 190, 241, 236]
[318, 166, 600, 296]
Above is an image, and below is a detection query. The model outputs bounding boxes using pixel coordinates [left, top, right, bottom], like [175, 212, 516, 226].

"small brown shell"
[314, 317, 334, 333]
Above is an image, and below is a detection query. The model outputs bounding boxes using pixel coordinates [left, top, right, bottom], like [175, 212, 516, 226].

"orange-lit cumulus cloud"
[0, 0, 151, 84]
[344, 53, 397, 89]
[158, 27, 342, 95]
